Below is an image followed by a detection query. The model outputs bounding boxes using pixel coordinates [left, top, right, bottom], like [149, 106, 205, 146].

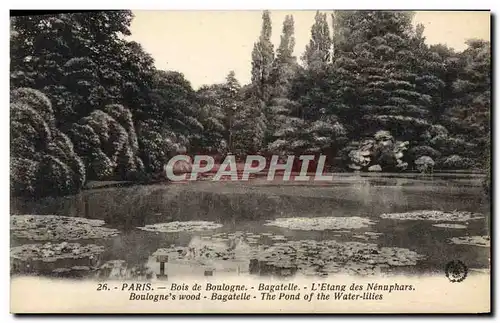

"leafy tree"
[10, 88, 85, 197]
[232, 89, 267, 156]
[221, 71, 242, 153]
[195, 84, 228, 154]
[268, 113, 347, 160]
[149, 70, 203, 145]
[443, 39, 491, 165]
[10, 12, 137, 126]
[69, 105, 143, 180]
[117, 41, 156, 122]
[302, 11, 332, 70]
[265, 16, 301, 145]
[251, 10, 275, 104]
[332, 12, 426, 139]
[271, 15, 298, 97]
[136, 119, 187, 174]
[10, 10, 491, 186]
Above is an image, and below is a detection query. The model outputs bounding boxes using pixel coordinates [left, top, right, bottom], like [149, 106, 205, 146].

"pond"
[10, 173, 490, 280]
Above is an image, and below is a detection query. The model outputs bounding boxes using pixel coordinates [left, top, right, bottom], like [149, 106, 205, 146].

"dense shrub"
[438, 154, 474, 170]
[137, 119, 189, 174]
[10, 88, 85, 197]
[10, 157, 38, 196]
[415, 156, 435, 174]
[11, 87, 55, 126]
[408, 145, 441, 161]
[346, 131, 408, 172]
[69, 106, 144, 181]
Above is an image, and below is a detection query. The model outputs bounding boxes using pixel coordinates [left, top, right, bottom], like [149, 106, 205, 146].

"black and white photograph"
[9, 9, 491, 313]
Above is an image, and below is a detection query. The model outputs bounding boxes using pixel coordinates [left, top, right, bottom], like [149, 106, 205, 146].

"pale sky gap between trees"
[128, 10, 490, 89]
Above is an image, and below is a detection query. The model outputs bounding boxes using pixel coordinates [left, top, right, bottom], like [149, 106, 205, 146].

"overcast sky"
[127, 10, 490, 89]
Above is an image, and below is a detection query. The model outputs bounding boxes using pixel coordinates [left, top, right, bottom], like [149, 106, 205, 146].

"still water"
[10, 173, 491, 279]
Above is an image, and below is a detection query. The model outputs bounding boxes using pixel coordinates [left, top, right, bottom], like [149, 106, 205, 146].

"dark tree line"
[10, 11, 491, 197]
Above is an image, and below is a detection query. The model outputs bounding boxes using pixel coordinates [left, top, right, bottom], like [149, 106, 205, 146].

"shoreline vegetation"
[82, 169, 488, 188]
[10, 11, 490, 200]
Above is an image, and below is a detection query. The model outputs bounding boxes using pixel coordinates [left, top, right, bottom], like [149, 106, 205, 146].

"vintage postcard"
[9, 9, 491, 314]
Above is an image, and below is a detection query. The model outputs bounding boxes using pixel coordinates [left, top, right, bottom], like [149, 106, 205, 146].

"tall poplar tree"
[267, 15, 301, 153]
[302, 11, 332, 70]
[271, 15, 298, 97]
[251, 10, 275, 104]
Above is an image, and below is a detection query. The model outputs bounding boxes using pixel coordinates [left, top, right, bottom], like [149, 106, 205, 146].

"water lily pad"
[11, 215, 119, 241]
[448, 236, 490, 247]
[364, 232, 383, 236]
[254, 240, 425, 277]
[144, 230, 424, 278]
[432, 223, 467, 229]
[11, 242, 104, 262]
[359, 232, 383, 240]
[52, 267, 72, 274]
[380, 210, 483, 222]
[137, 221, 223, 233]
[50, 265, 97, 278]
[264, 216, 376, 231]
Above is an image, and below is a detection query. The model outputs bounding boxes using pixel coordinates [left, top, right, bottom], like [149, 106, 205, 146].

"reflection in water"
[10, 174, 490, 280]
[147, 235, 254, 279]
[141, 234, 427, 279]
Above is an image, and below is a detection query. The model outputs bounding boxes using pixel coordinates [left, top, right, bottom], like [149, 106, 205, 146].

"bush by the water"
[10, 89, 86, 197]
[415, 156, 435, 174]
[408, 145, 441, 161]
[69, 106, 144, 181]
[345, 131, 409, 172]
[438, 154, 475, 170]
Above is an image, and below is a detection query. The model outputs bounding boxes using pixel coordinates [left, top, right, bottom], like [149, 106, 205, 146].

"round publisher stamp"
[445, 260, 468, 283]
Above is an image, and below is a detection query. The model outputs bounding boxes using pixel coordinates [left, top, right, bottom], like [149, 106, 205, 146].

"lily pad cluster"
[353, 231, 383, 240]
[148, 232, 289, 276]
[11, 242, 105, 262]
[11, 215, 119, 241]
[253, 240, 425, 276]
[432, 223, 467, 229]
[50, 265, 101, 278]
[152, 234, 253, 264]
[205, 231, 284, 245]
[448, 236, 490, 247]
[380, 210, 484, 222]
[52, 266, 94, 274]
[149, 232, 425, 277]
[264, 216, 376, 231]
[137, 221, 223, 233]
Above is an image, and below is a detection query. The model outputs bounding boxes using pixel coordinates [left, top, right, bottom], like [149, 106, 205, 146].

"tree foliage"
[10, 88, 85, 197]
[10, 10, 491, 198]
